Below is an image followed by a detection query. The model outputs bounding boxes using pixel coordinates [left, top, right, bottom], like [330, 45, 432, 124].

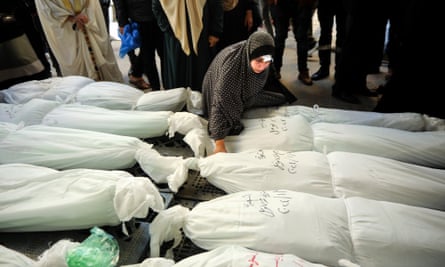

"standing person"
[374, 0, 443, 119]
[269, 0, 316, 85]
[306, 1, 318, 56]
[202, 31, 296, 155]
[216, 0, 262, 52]
[99, 0, 111, 34]
[152, 0, 224, 92]
[330, 0, 382, 104]
[24, 0, 62, 77]
[35, 0, 123, 82]
[310, 0, 346, 81]
[260, 0, 274, 36]
[114, 0, 163, 90]
[0, 1, 52, 89]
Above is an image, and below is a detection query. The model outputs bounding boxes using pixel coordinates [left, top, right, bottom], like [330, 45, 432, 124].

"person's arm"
[213, 139, 227, 154]
[244, 9, 253, 31]
[207, 0, 224, 47]
[113, 0, 129, 28]
[208, 87, 244, 155]
[245, 0, 258, 31]
[68, 13, 89, 31]
[152, 0, 171, 33]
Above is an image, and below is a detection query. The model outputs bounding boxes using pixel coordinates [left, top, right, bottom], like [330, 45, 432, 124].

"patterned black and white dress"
[202, 31, 288, 140]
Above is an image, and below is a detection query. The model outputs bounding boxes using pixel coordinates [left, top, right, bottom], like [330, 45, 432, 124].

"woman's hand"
[244, 10, 253, 31]
[69, 13, 89, 31]
[119, 26, 125, 35]
[208, 35, 219, 47]
[212, 139, 227, 155]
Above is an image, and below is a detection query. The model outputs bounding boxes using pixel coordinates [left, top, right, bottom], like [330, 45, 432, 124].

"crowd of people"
[1, 0, 443, 154]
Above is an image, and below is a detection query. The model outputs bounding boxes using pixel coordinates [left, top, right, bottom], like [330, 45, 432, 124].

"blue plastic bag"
[118, 22, 141, 58]
[66, 226, 120, 267]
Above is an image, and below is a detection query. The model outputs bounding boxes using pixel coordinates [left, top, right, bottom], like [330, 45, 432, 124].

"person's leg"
[332, 0, 379, 103]
[127, 49, 138, 76]
[264, 72, 298, 104]
[333, 0, 347, 71]
[99, 0, 110, 34]
[307, 2, 318, 55]
[261, 0, 274, 36]
[129, 22, 150, 90]
[270, 3, 290, 78]
[331, 4, 360, 104]
[140, 21, 161, 90]
[154, 21, 164, 89]
[312, 0, 334, 80]
[292, 3, 313, 85]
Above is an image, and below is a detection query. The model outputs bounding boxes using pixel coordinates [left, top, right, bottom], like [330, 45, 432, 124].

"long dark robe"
[374, 0, 444, 119]
[216, 0, 262, 52]
[152, 0, 224, 92]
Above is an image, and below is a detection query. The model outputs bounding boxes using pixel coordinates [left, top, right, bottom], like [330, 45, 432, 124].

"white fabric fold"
[135, 148, 188, 193]
[218, 115, 314, 153]
[0, 163, 164, 231]
[134, 245, 333, 267]
[167, 111, 207, 138]
[189, 149, 445, 210]
[182, 128, 213, 157]
[76, 81, 144, 110]
[42, 104, 171, 138]
[0, 245, 36, 267]
[149, 205, 190, 258]
[0, 123, 152, 170]
[312, 122, 445, 168]
[196, 150, 333, 196]
[150, 191, 353, 266]
[0, 99, 61, 125]
[0, 76, 93, 104]
[135, 88, 188, 112]
[346, 197, 445, 267]
[150, 190, 445, 267]
[243, 105, 432, 131]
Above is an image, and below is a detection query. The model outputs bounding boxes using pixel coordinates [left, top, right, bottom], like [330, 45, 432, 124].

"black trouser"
[333, 0, 387, 94]
[132, 20, 163, 90]
[270, 0, 314, 73]
[316, 0, 346, 72]
[99, 0, 110, 33]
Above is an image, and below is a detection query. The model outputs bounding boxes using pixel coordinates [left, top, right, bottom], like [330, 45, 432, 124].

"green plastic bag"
[66, 227, 119, 267]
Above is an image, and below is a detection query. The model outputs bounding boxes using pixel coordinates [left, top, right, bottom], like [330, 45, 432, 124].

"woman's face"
[250, 56, 272, 74]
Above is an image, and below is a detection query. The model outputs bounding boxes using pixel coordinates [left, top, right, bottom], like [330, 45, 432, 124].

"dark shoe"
[311, 68, 329, 80]
[332, 91, 361, 104]
[298, 71, 313, 86]
[129, 75, 151, 90]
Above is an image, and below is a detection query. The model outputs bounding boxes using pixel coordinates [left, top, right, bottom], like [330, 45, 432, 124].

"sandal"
[129, 75, 151, 90]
